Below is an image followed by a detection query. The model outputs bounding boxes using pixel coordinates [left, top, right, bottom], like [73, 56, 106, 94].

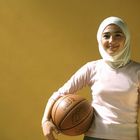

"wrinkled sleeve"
[138, 70, 140, 93]
[137, 68, 140, 139]
[50, 62, 93, 100]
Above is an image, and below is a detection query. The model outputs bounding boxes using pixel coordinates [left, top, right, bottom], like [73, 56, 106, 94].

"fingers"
[46, 131, 58, 140]
[49, 126, 60, 140]
[42, 121, 59, 140]
[52, 125, 60, 134]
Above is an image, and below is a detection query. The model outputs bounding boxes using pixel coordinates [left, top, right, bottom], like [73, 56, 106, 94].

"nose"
[109, 36, 114, 43]
[109, 36, 115, 44]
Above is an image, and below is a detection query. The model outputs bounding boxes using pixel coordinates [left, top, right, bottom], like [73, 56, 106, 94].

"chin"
[107, 51, 117, 56]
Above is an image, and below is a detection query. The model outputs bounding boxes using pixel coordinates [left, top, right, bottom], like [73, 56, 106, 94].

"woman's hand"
[42, 121, 59, 140]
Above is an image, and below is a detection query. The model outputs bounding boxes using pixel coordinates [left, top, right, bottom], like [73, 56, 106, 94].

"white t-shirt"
[51, 59, 140, 140]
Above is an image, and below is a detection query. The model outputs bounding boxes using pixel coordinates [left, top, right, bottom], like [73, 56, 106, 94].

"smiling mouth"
[108, 45, 118, 50]
[107, 46, 119, 54]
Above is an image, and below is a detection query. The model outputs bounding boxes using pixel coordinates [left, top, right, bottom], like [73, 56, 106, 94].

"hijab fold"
[97, 16, 131, 69]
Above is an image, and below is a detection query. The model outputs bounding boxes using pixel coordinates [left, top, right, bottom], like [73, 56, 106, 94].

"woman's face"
[101, 24, 126, 56]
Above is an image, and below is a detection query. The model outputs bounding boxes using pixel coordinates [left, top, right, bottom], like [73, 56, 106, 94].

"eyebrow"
[102, 31, 123, 34]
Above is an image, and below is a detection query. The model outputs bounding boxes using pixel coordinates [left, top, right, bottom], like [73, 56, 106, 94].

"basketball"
[51, 94, 94, 136]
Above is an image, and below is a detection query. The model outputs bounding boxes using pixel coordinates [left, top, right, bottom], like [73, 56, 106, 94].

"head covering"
[97, 16, 131, 69]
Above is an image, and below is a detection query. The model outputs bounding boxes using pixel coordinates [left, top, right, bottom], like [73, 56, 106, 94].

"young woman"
[41, 16, 140, 140]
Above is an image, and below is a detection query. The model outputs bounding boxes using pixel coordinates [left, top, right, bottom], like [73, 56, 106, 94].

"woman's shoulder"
[86, 59, 102, 66]
[83, 59, 102, 70]
[126, 60, 140, 74]
[130, 60, 140, 68]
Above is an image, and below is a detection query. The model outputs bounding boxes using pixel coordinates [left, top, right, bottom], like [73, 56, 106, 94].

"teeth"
[109, 46, 116, 48]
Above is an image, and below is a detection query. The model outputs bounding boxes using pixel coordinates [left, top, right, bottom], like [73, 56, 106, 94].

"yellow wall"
[0, 0, 140, 140]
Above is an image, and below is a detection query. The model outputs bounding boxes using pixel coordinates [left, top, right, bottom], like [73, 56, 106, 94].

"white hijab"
[97, 16, 131, 69]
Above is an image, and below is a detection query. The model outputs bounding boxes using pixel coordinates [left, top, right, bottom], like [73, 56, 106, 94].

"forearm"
[138, 88, 140, 139]
[41, 98, 56, 125]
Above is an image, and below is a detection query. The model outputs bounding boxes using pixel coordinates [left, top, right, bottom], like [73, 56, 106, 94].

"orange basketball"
[51, 94, 94, 136]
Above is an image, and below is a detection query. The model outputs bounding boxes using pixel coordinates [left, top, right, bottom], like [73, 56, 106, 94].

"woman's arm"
[42, 98, 59, 140]
[42, 98, 56, 125]
[41, 62, 94, 139]
[137, 86, 140, 139]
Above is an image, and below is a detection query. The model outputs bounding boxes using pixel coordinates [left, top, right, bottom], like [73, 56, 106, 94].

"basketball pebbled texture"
[51, 94, 94, 136]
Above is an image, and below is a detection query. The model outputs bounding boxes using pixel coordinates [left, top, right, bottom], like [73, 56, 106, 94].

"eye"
[102, 34, 110, 39]
[115, 33, 124, 38]
[116, 34, 121, 37]
[115, 34, 121, 37]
